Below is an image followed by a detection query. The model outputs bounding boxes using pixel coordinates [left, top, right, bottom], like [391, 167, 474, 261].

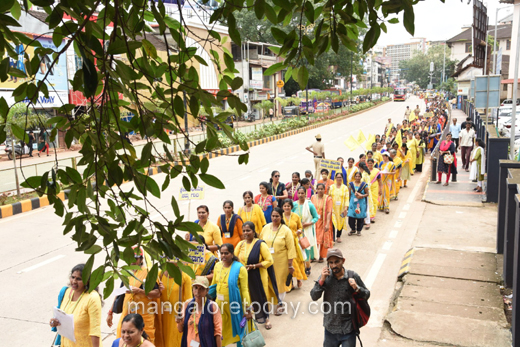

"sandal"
[443, 183, 449, 186]
[337, 237, 342, 243]
[305, 267, 311, 276]
[348, 230, 355, 236]
[275, 305, 285, 316]
[318, 258, 324, 263]
[357, 231, 362, 236]
[265, 321, 272, 330]
[435, 181, 441, 184]
[385, 209, 390, 214]
[297, 280, 303, 288]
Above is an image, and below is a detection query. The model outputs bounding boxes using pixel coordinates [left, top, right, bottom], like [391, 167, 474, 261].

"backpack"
[346, 270, 371, 345]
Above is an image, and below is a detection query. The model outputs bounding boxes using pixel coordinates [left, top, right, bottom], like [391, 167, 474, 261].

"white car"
[500, 118, 520, 138]
[501, 98, 520, 106]
[0, 142, 5, 154]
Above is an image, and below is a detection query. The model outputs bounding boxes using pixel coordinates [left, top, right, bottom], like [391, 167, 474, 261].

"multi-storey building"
[383, 38, 426, 83]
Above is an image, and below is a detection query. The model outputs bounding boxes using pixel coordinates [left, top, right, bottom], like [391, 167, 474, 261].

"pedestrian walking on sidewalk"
[27, 131, 35, 157]
[459, 122, 475, 171]
[470, 138, 486, 193]
[310, 248, 370, 347]
[37, 130, 50, 157]
[437, 133, 457, 186]
[306, 134, 325, 179]
[449, 118, 461, 151]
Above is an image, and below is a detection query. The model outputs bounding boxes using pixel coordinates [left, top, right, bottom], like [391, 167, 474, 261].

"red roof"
[501, 79, 520, 84]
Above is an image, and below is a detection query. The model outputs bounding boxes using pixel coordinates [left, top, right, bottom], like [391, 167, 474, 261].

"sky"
[376, 0, 516, 47]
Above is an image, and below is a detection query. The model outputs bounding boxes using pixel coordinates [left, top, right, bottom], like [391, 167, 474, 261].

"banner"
[319, 159, 341, 172]
[179, 186, 205, 200]
[344, 135, 359, 151]
[188, 245, 205, 264]
[2, 35, 68, 91]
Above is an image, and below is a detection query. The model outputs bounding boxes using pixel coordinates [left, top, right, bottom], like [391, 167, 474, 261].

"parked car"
[501, 98, 520, 106]
[500, 118, 520, 138]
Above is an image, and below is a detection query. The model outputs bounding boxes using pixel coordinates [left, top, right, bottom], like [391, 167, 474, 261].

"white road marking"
[388, 229, 399, 239]
[394, 220, 403, 228]
[17, 255, 65, 274]
[288, 155, 298, 160]
[364, 253, 387, 289]
[239, 175, 251, 181]
[398, 212, 407, 219]
[259, 168, 269, 173]
[382, 240, 393, 251]
[407, 174, 423, 203]
[402, 204, 410, 211]
[276, 161, 285, 165]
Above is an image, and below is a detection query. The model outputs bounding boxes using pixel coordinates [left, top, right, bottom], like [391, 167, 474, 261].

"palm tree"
[254, 100, 274, 122]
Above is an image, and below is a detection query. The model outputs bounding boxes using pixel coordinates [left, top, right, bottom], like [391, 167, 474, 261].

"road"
[1, 95, 427, 346]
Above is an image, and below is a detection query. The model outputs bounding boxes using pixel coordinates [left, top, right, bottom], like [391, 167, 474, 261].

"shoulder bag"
[443, 153, 454, 165]
[242, 320, 266, 347]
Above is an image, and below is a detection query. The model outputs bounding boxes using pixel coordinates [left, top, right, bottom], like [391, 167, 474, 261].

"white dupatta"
[469, 146, 486, 180]
[300, 200, 319, 260]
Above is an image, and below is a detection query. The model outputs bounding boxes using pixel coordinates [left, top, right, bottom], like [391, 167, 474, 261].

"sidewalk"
[377, 137, 511, 346]
[423, 108, 485, 207]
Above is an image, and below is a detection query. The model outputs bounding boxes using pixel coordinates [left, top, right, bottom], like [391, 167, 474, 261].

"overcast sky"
[376, 0, 515, 47]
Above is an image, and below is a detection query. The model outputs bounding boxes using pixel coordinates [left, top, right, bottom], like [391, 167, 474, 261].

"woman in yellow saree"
[107, 248, 161, 344]
[329, 172, 349, 243]
[378, 152, 395, 214]
[407, 133, 417, 173]
[281, 199, 307, 289]
[367, 158, 382, 223]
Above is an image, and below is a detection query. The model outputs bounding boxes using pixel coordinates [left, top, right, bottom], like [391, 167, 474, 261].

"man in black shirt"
[28, 131, 35, 157]
[460, 117, 475, 130]
[311, 248, 370, 347]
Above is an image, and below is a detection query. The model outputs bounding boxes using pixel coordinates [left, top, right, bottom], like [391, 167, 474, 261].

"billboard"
[2, 35, 68, 91]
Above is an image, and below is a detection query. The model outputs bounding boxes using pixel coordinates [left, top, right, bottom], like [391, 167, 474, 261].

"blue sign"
[35, 37, 68, 91]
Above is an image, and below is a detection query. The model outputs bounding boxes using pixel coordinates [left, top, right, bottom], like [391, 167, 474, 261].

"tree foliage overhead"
[0, 0, 434, 292]
[399, 44, 457, 89]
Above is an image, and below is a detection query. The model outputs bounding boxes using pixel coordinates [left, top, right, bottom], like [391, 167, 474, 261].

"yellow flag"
[356, 130, 367, 145]
[365, 134, 376, 150]
[344, 135, 359, 151]
[395, 130, 402, 147]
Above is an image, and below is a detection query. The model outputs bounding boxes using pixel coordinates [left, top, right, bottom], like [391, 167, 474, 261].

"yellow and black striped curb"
[398, 248, 416, 279]
[0, 101, 390, 219]
[0, 191, 66, 219]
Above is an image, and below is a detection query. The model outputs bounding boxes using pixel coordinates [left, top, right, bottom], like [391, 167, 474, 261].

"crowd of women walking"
[48, 99, 453, 347]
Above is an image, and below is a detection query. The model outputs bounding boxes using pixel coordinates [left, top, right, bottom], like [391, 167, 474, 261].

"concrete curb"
[0, 101, 390, 219]
[0, 191, 65, 218]
[398, 248, 416, 279]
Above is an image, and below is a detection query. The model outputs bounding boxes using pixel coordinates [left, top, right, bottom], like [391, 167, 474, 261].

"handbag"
[112, 282, 125, 314]
[298, 236, 310, 249]
[242, 320, 266, 347]
[443, 153, 454, 165]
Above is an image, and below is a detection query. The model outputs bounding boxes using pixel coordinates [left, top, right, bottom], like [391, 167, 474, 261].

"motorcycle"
[5, 142, 30, 160]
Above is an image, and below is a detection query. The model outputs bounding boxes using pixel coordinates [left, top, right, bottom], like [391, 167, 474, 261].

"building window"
[465, 42, 471, 53]
[507, 40, 511, 50]
[504, 84, 508, 91]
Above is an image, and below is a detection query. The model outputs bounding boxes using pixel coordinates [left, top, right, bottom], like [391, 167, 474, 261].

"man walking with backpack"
[311, 248, 370, 347]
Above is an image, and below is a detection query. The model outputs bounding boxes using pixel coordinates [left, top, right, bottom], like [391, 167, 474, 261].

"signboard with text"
[319, 159, 341, 173]
[188, 245, 205, 264]
[179, 186, 205, 200]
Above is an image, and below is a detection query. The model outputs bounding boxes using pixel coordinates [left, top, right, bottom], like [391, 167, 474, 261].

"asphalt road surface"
[1, 95, 429, 346]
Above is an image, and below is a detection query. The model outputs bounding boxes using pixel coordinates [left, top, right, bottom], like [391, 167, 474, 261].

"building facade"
[383, 38, 426, 83]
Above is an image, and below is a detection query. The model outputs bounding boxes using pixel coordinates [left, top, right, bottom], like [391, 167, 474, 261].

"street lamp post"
[494, 7, 510, 74]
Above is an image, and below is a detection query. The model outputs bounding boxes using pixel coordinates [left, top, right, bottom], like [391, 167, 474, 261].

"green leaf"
[144, 263, 158, 294]
[89, 266, 105, 293]
[11, 0, 21, 20]
[403, 7, 415, 36]
[388, 18, 399, 24]
[80, 52, 98, 98]
[297, 65, 309, 90]
[0, 0, 15, 12]
[82, 254, 95, 284]
[142, 39, 158, 59]
[227, 14, 241, 45]
[171, 196, 180, 217]
[145, 177, 161, 198]
[85, 244, 103, 254]
[271, 27, 287, 44]
[103, 276, 114, 299]
[264, 62, 285, 76]
[21, 176, 41, 189]
[199, 173, 225, 189]
[11, 124, 28, 143]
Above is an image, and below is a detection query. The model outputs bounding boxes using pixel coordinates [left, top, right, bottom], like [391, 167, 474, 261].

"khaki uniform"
[309, 141, 325, 178]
